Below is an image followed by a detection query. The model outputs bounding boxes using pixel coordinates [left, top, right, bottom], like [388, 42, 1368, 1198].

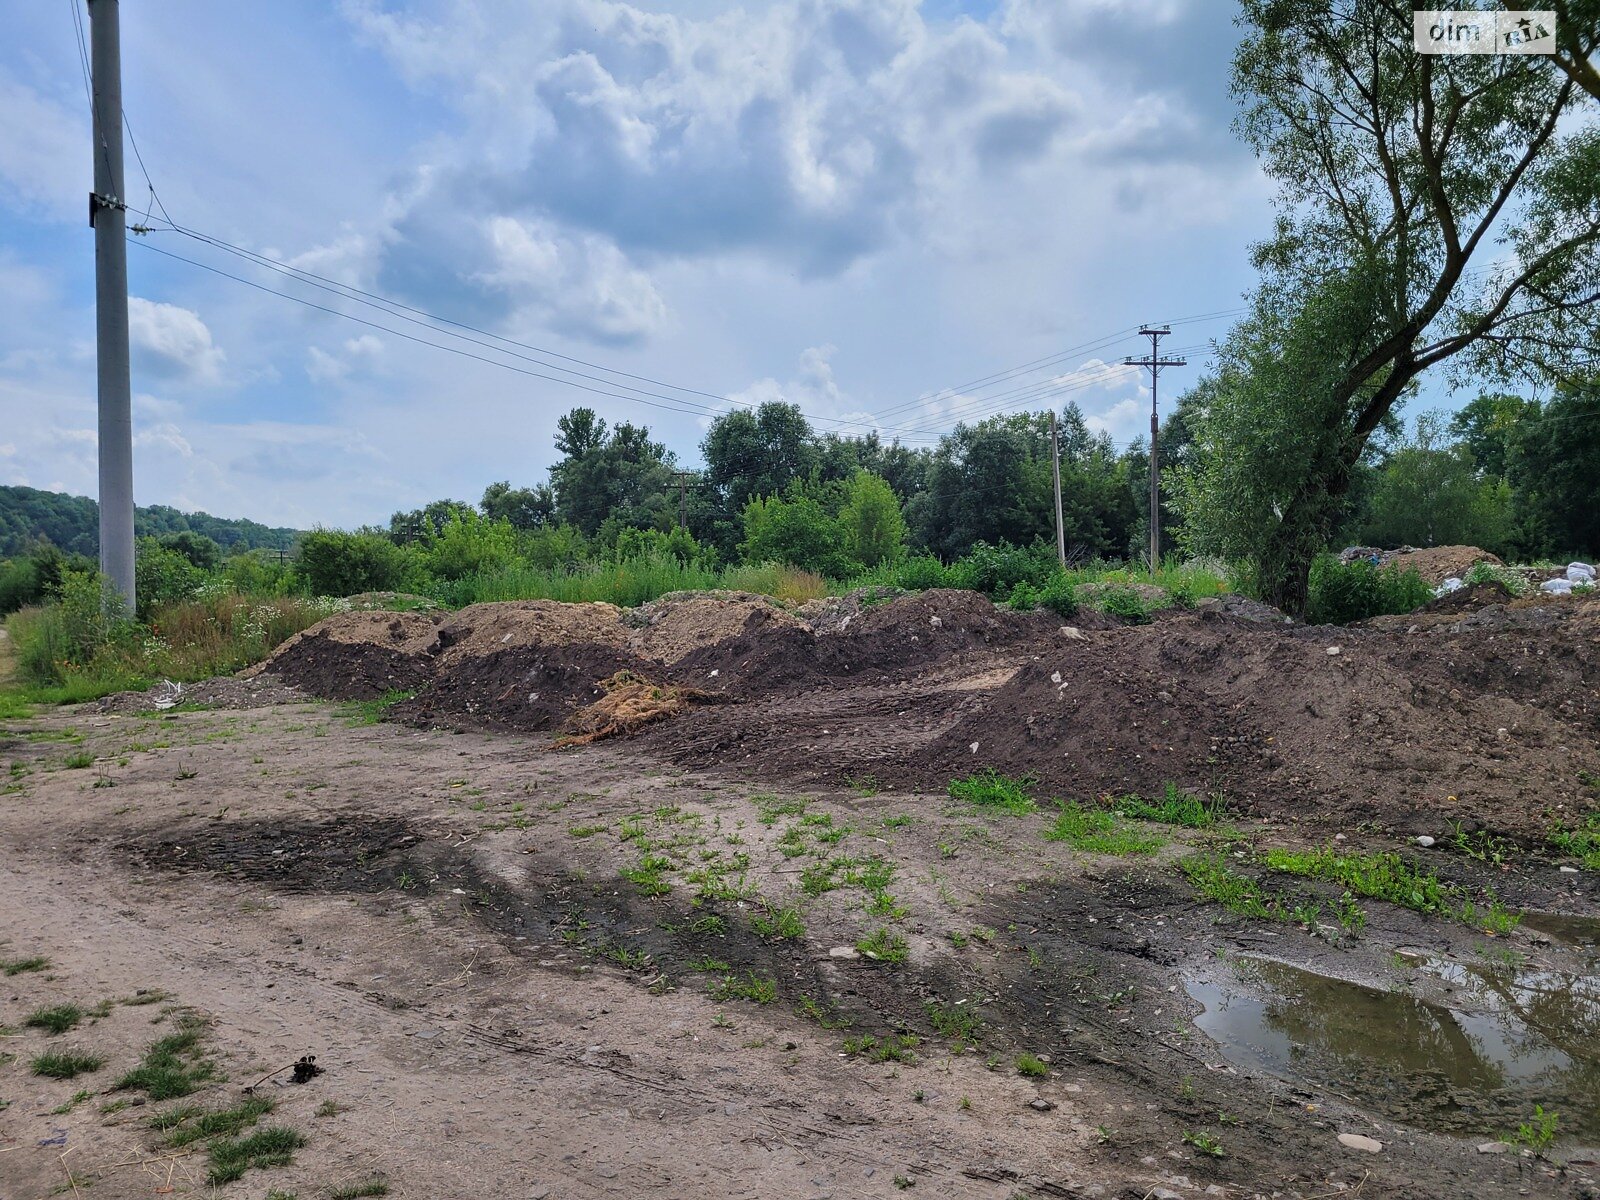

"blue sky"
[1, 0, 1282, 529]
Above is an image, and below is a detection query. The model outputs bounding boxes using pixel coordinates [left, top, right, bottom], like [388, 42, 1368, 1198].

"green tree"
[388, 499, 476, 545]
[838, 471, 907, 567]
[1449, 393, 1536, 481]
[740, 492, 856, 576]
[134, 537, 203, 619]
[1178, 0, 1600, 610]
[1359, 414, 1512, 552]
[702, 403, 819, 512]
[548, 408, 674, 535]
[297, 529, 407, 597]
[156, 531, 222, 570]
[480, 480, 555, 530]
[1506, 379, 1600, 557]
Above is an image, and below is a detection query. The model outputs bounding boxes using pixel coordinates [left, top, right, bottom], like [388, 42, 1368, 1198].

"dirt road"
[0, 699, 1596, 1199]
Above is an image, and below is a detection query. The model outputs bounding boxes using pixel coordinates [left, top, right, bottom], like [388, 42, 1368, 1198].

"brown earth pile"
[261, 611, 443, 700]
[1343, 544, 1505, 585]
[625, 592, 803, 664]
[431, 600, 628, 667]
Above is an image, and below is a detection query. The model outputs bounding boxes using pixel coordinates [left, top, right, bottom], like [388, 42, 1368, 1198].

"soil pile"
[902, 605, 1600, 837]
[625, 592, 803, 664]
[264, 611, 442, 700]
[1341, 544, 1505, 585]
[431, 601, 628, 667]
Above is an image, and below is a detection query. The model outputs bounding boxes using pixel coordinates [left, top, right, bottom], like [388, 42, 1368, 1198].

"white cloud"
[128, 298, 227, 386]
[0, 72, 84, 218]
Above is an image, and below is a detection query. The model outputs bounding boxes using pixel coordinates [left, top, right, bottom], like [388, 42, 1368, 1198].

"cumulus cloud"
[128, 298, 227, 385]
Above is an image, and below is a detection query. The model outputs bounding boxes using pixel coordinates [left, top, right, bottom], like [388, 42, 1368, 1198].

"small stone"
[1560, 866, 1580, 874]
[1414, 835, 1436, 848]
[969, 741, 980, 754]
[828, 946, 860, 960]
[1029, 1098, 1055, 1111]
[1326, 646, 1342, 656]
[1060, 626, 1086, 640]
[1477, 1141, 1512, 1154]
[1338, 1133, 1383, 1153]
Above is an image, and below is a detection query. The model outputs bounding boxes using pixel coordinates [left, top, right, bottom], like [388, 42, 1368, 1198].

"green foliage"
[205, 1127, 305, 1186]
[0, 483, 298, 559]
[1, 955, 50, 975]
[1015, 1053, 1049, 1078]
[1113, 785, 1226, 828]
[839, 471, 908, 567]
[856, 927, 910, 964]
[1306, 557, 1431, 625]
[329, 1178, 391, 1199]
[25, 1004, 84, 1035]
[925, 1001, 982, 1046]
[136, 537, 204, 618]
[1260, 846, 1520, 933]
[1548, 810, 1600, 869]
[751, 904, 806, 941]
[1507, 380, 1600, 558]
[422, 510, 517, 580]
[1178, 856, 1301, 923]
[156, 531, 223, 570]
[297, 528, 407, 597]
[1463, 561, 1530, 596]
[1509, 1104, 1560, 1153]
[949, 770, 1037, 816]
[740, 492, 857, 577]
[1090, 584, 1150, 624]
[1359, 414, 1514, 555]
[711, 972, 779, 1004]
[116, 1019, 217, 1100]
[1044, 802, 1164, 856]
[154, 1095, 275, 1148]
[32, 1050, 103, 1079]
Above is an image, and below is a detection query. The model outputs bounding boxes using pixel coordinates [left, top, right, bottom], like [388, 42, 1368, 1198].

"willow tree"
[1174, 0, 1600, 610]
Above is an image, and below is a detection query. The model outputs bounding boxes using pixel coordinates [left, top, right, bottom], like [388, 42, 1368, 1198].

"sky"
[0, 0, 1278, 530]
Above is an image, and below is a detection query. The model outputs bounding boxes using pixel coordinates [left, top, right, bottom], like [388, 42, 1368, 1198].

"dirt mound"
[669, 589, 1057, 695]
[625, 592, 803, 664]
[1342, 545, 1504, 585]
[392, 642, 657, 733]
[267, 631, 437, 700]
[910, 607, 1600, 837]
[431, 600, 627, 668]
[266, 610, 442, 659]
[1420, 580, 1516, 613]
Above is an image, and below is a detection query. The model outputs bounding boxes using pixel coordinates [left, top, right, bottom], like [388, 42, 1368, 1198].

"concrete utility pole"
[1124, 326, 1185, 571]
[89, 0, 136, 612]
[1049, 410, 1066, 569]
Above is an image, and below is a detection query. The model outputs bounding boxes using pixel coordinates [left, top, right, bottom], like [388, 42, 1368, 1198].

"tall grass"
[435, 555, 829, 608]
[6, 589, 341, 700]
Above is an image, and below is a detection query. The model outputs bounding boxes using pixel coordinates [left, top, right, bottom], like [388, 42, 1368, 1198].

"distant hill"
[0, 484, 301, 558]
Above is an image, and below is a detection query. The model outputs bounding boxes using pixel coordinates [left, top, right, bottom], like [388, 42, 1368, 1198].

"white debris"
[1059, 626, 1086, 641]
[1050, 671, 1062, 684]
[1434, 577, 1464, 597]
[969, 741, 980, 755]
[1337, 1133, 1383, 1153]
[1415, 835, 1436, 848]
[1541, 577, 1574, 594]
[149, 679, 184, 710]
[1326, 646, 1342, 656]
[929, 615, 942, 628]
[1568, 561, 1595, 582]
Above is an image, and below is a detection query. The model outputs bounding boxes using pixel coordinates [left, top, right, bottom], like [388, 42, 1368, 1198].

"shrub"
[946, 542, 1050, 597]
[1306, 556, 1431, 624]
[740, 494, 859, 578]
[1093, 584, 1151, 624]
[297, 529, 406, 597]
[1037, 573, 1078, 618]
[1462, 561, 1530, 596]
[891, 555, 951, 591]
[136, 537, 203, 619]
[423, 511, 517, 580]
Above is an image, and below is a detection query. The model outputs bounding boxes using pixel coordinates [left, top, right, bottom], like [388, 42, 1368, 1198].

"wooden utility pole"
[1050, 410, 1066, 568]
[1124, 326, 1185, 570]
[671, 470, 692, 532]
[89, 0, 135, 612]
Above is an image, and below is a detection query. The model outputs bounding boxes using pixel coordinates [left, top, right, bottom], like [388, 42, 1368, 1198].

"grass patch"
[949, 769, 1036, 816]
[751, 904, 806, 940]
[1044, 802, 1165, 856]
[115, 1017, 216, 1099]
[856, 927, 910, 964]
[1178, 856, 1319, 925]
[154, 1095, 275, 1148]
[64, 750, 95, 769]
[32, 1050, 103, 1079]
[711, 972, 778, 1004]
[329, 1178, 390, 1199]
[340, 690, 415, 726]
[206, 1126, 306, 1186]
[1015, 1052, 1049, 1078]
[1549, 812, 1600, 870]
[1111, 783, 1225, 828]
[1260, 846, 1520, 933]
[2, 954, 50, 975]
[25, 1004, 84, 1035]
[926, 1001, 981, 1047]
[843, 1033, 920, 1063]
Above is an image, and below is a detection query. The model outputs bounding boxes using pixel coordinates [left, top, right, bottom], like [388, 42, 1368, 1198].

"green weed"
[856, 927, 910, 964]
[32, 1050, 103, 1079]
[329, 1178, 391, 1199]
[154, 1095, 275, 1148]
[712, 972, 778, 1004]
[25, 1004, 84, 1035]
[949, 770, 1037, 816]
[116, 1017, 216, 1099]
[1044, 802, 1164, 856]
[1015, 1053, 1049, 1078]
[1261, 846, 1520, 932]
[1509, 1104, 1559, 1153]
[206, 1126, 305, 1186]
[751, 904, 806, 941]
[1183, 1130, 1226, 1158]
[1113, 784, 1225, 828]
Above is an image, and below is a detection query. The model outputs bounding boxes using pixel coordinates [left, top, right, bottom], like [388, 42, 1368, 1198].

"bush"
[135, 538, 203, 619]
[423, 511, 516, 581]
[946, 542, 1050, 597]
[297, 529, 406, 597]
[1306, 556, 1431, 624]
[890, 555, 951, 591]
[1037, 573, 1078, 618]
[10, 570, 138, 686]
[740, 494, 859, 578]
[1094, 584, 1151, 624]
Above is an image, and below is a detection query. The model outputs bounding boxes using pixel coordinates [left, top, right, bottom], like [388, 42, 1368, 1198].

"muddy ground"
[2, 689, 1598, 1200]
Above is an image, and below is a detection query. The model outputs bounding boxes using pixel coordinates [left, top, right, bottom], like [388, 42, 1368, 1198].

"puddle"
[1187, 957, 1600, 1140]
[1520, 910, 1600, 952]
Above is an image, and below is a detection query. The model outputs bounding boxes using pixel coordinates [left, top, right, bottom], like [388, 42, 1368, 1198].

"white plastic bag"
[1541, 577, 1574, 595]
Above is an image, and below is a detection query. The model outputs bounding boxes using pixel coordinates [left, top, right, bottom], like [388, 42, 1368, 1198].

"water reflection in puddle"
[1186, 957, 1600, 1140]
